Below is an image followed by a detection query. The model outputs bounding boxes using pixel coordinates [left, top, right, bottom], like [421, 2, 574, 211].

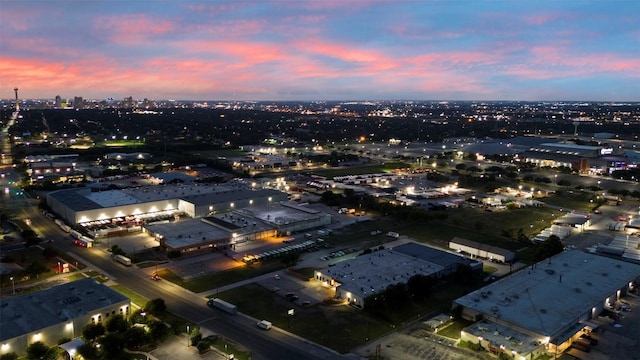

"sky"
[1, 0, 639, 101]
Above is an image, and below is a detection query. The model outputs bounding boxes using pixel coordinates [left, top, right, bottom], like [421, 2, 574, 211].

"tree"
[22, 229, 41, 248]
[0, 353, 18, 360]
[407, 274, 433, 300]
[533, 235, 564, 262]
[82, 322, 105, 342]
[144, 298, 167, 315]
[100, 333, 125, 359]
[454, 264, 474, 284]
[148, 320, 171, 342]
[124, 326, 148, 349]
[76, 343, 99, 360]
[105, 314, 129, 333]
[26, 261, 48, 277]
[26, 341, 49, 360]
[280, 251, 301, 267]
[110, 244, 126, 256]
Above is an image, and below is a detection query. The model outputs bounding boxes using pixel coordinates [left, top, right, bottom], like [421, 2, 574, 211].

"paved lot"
[566, 291, 640, 360]
[150, 334, 227, 360]
[354, 329, 491, 360]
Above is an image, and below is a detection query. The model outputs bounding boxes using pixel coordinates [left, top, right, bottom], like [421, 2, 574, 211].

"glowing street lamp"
[186, 325, 190, 347]
[10, 276, 15, 294]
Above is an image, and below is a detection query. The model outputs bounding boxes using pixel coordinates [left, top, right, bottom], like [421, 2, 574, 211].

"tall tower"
[13, 87, 19, 112]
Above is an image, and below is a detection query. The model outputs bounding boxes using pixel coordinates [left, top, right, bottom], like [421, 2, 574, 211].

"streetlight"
[186, 325, 190, 347]
[10, 276, 15, 294]
[58, 261, 61, 274]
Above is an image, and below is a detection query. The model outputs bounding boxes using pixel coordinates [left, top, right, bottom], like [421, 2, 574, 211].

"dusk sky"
[1, 0, 639, 101]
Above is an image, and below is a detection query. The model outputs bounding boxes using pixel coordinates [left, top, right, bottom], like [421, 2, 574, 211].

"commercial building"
[144, 201, 330, 256]
[0, 278, 130, 356]
[453, 250, 640, 359]
[315, 242, 481, 309]
[449, 237, 515, 263]
[522, 142, 625, 173]
[46, 183, 288, 227]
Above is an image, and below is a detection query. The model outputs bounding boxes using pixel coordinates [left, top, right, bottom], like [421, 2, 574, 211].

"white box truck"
[207, 298, 237, 314]
[114, 254, 132, 266]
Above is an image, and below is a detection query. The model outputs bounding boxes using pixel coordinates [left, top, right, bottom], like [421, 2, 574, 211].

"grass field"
[110, 284, 149, 308]
[157, 259, 284, 293]
[539, 190, 598, 211]
[216, 280, 474, 353]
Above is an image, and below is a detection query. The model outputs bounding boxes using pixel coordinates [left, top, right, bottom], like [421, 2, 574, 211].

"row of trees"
[320, 189, 449, 223]
[363, 264, 475, 321]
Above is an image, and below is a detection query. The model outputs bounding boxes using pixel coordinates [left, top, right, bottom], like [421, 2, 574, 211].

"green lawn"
[158, 259, 285, 293]
[208, 336, 251, 360]
[540, 190, 598, 211]
[216, 280, 476, 354]
[110, 284, 149, 308]
[436, 319, 474, 339]
[483, 265, 498, 274]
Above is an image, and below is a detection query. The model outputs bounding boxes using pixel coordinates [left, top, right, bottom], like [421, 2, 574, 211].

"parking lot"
[565, 291, 640, 360]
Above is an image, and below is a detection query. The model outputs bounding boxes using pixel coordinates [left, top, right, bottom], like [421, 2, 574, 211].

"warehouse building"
[0, 278, 130, 357]
[449, 237, 516, 263]
[144, 202, 329, 256]
[46, 183, 287, 227]
[453, 250, 640, 359]
[315, 242, 481, 309]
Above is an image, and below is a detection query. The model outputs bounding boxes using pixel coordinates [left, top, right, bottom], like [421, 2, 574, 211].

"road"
[22, 206, 348, 360]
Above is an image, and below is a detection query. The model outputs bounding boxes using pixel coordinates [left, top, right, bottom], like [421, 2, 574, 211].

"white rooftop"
[145, 218, 231, 249]
[454, 250, 640, 339]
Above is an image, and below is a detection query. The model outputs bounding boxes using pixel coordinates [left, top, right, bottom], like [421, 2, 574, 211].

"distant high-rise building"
[13, 87, 19, 112]
[73, 96, 84, 110]
[124, 96, 134, 108]
[55, 95, 62, 108]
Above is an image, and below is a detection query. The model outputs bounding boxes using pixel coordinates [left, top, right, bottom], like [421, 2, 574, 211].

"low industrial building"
[46, 182, 288, 227]
[449, 237, 516, 263]
[315, 242, 481, 309]
[522, 142, 625, 174]
[453, 250, 640, 359]
[0, 278, 130, 357]
[143, 202, 329, 256]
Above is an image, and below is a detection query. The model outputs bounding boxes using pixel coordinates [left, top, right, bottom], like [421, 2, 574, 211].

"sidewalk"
[149, 334, 228, 360]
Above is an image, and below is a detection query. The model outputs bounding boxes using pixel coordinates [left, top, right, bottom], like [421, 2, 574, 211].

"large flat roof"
[48, 183, 287, 212]
[240, 202, 327, 226]
[394, 241, 481, 269]
[181, 188, 284, 206]
[145, 218, 231, 249]
[322, 249, 444, 299]
[0, 278, 129, 341]
[454, 250, 640, 339]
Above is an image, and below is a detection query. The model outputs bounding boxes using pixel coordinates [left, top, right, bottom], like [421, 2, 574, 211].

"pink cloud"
[524, 13, 560, 25]
[94, 14, 178, 44]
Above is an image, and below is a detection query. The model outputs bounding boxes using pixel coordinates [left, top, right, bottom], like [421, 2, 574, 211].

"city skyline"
[1, 0, 639, 102]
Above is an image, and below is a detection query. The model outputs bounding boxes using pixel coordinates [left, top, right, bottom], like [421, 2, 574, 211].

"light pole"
[58, 261, 61, 274]
[10, 276, 15, 294]
[186, 325, 190, 348]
